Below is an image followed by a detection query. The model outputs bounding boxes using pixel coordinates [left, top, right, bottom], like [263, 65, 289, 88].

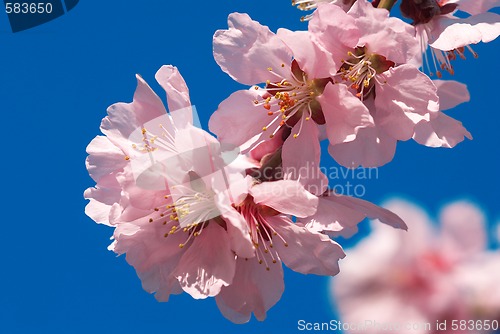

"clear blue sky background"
[0, 1, 498, 333]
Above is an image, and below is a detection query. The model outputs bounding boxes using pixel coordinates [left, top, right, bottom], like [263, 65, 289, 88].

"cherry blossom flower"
[216, 179, 347, 323]
[85, 65, 256, 302]
[308, 1, 442, 167]
[85, 64, 389, 324]
[210, 11, 374, 176]
[331, 199, 500, 334]
[401, 0, 500, 77]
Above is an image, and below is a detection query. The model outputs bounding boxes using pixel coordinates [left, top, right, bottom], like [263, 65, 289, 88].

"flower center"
[254, 59, 330, 139]
[338, 46, 394, 100]
[146, 178, 224, 249]
[236, 196, 289, 270]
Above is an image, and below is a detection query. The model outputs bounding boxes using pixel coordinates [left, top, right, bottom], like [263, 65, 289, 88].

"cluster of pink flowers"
[332, 199, 500, 334]
[84, 0, 499, 324]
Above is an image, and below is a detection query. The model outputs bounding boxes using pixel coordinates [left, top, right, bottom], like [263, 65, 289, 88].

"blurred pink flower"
[85, 65, 256, 302]
[331, 199, 500, 334]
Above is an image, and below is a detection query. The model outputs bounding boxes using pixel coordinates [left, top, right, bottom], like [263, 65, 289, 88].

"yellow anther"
[267, 67, 272, 71]
[179, 244, 185, 248]
[262, 126, 267, 131]
[124, 156, 130, 161]
[293, 134, 298, 139]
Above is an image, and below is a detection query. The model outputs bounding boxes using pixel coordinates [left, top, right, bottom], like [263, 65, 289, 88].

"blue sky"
[0, 1, 499, 333]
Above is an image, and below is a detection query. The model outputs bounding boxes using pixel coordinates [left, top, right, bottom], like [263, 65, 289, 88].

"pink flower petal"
[433, 80, 470, 110]
[220, 205, 256, 259]
[173, 222, 236, 299]
[276, 29, 336, 79]
[429, 13, 500, 50]
[269, 216, 346, 275]
[309, 3, 360, 66]
[215, 257, 284, 323]
[84, 174, 122, 226]
[213, 13, 292, 86]
[113, 222, 187, 302]
[413, 111, 472, 148]
[375, 64, 438, 141]
[86, 136, 127, 182]
[250, 180, 318, 218]
[440, 201, 487, 259]
[301, 193, 408, 238]
[282, 120, 328, 196]
[319, 83, 374, 145]
[209, 89, 278, 150]
[464, 12, 500, 43]
[349, 0, 420, 64]
[328, 126, 397, 168]
[101, 74, 167, 150]
[155, 65, 192, 126]
[455, 0, 500, 15]
[299, 195, 367, 236]
[327, 194, 408, 231]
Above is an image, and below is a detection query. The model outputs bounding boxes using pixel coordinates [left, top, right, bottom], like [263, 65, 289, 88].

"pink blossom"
[210, 11, 374, 176]
[85, 65, 256, 302]
[413, 80, 472, 148]
[331, 199, 500, 334]
[405, 0, 500, 77]
[311, 1, 443, 167]
[216, 179, 346, 323]
[299, 190, 408, 238]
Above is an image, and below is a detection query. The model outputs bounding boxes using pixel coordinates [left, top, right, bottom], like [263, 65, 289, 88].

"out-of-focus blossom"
[401, 0, 500, 77]
[331, 199, 500, 334]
